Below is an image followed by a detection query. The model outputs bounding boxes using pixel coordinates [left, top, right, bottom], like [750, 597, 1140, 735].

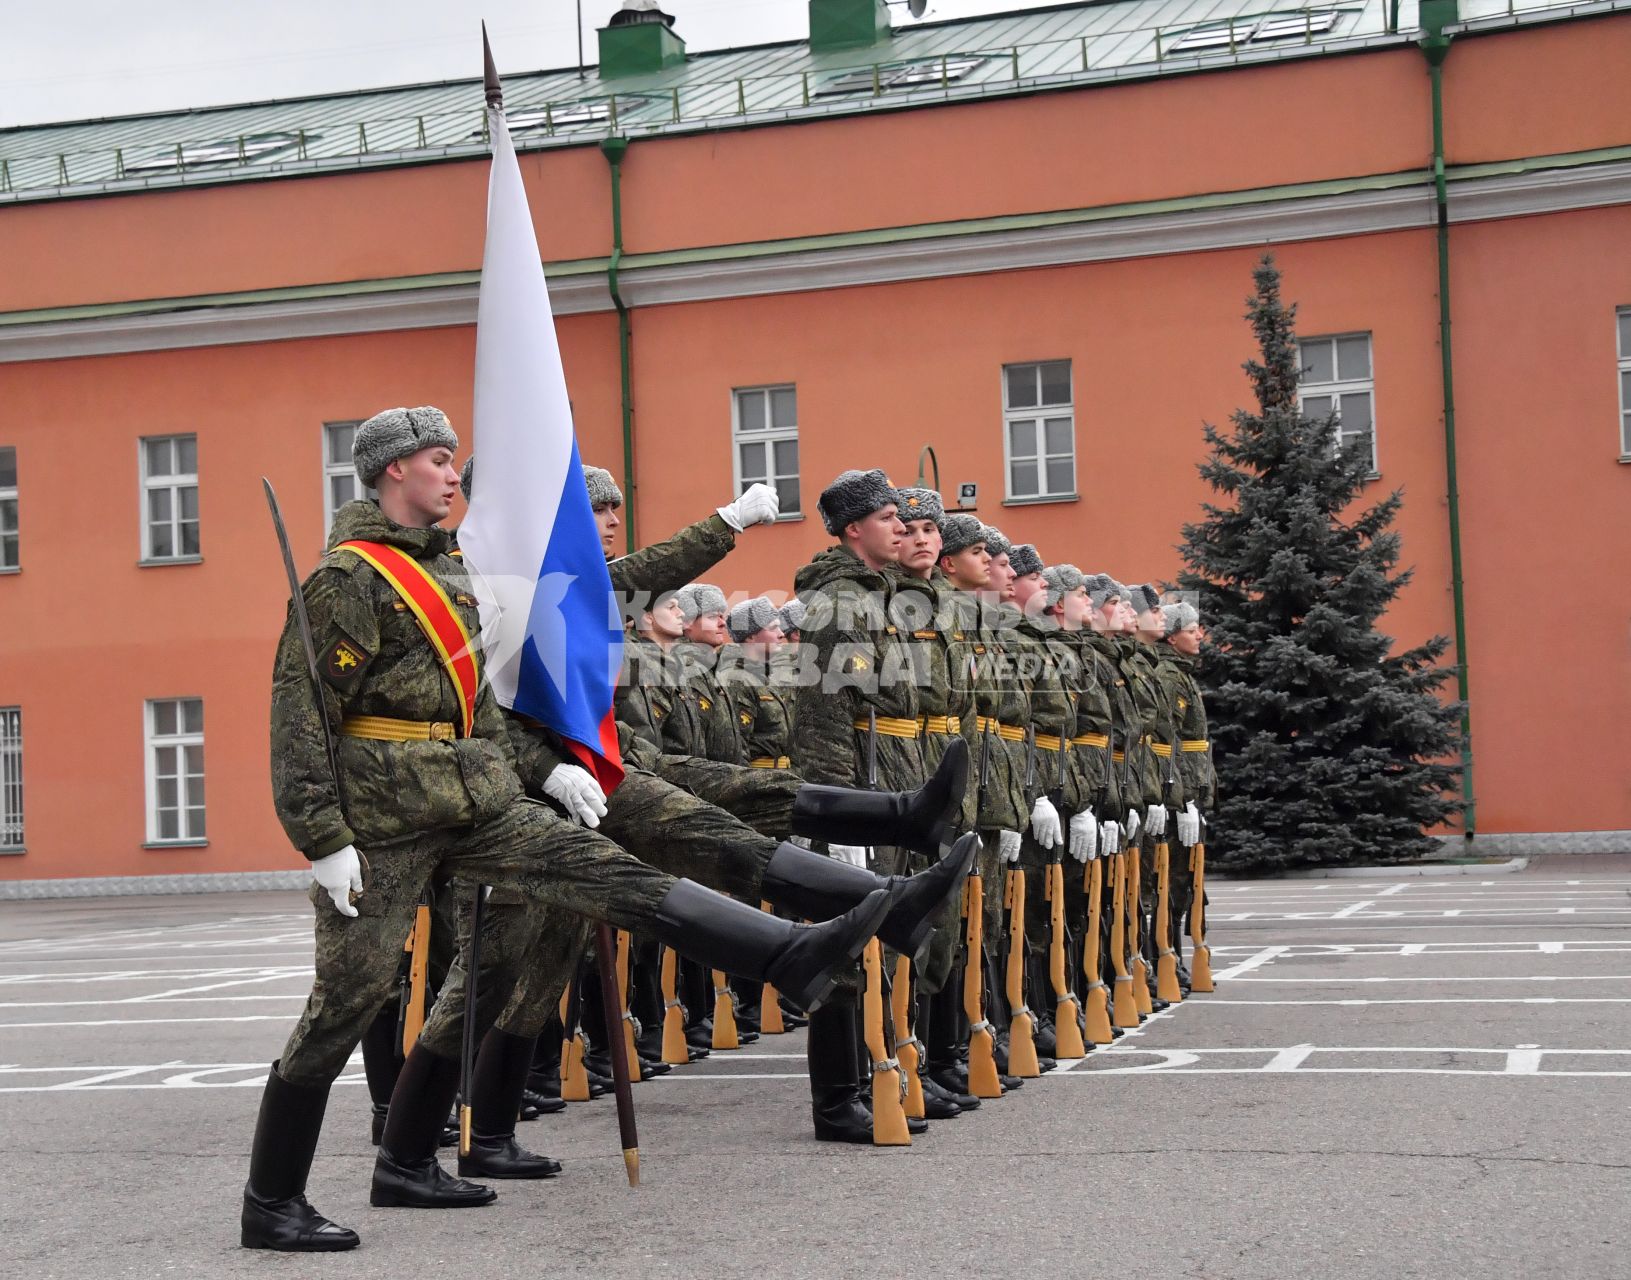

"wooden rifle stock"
[892, 954, 925, 1119]
[1154, 842, 1183, 1003]
[559, 978, 592, 1102]
[658, 946, 690, 1064]
[1081, 859, 1114, 1043]
[1003, 868, 1040, 1077]
[710, 968, 740, 1050]
[1047, 858, 1086, 1059]
[862, 939, 911, 1144]
[401, 902, 431, 1058]
[759, 902, 787, 1033]
[614, 930, 643, 1072]
[1189, 841, 1215, 991]
[961, 872, 1003, 1097]
[1128, 840, 1154, 1017]
[1109, 850, 1139, 1029]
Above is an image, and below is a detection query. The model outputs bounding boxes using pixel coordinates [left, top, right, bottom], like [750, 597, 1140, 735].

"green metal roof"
[0, 0, 1618, 203]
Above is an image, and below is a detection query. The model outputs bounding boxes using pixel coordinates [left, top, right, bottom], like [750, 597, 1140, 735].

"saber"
[594, 923, 641, 1187]
[458, 883, 490, 1156]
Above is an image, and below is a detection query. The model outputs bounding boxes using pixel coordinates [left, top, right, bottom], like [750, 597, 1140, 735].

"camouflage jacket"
[270, 501, 521, 858]
[894, 569, 979, 830]
[616, 634, 701, 754]
[1063, 632, 1121, 817]
[942, 591, 1025, 832]
[671, 641, 745, 763]
[1154, 647, 1215, 810]
[790, 546, 924, 790]
[717, 643, 796, 766]
[1015, 615, 1085, 812]
[606, 514, 736, 599]
[1082, 632, 1156, 812]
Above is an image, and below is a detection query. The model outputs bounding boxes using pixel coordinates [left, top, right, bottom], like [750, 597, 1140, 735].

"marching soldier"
[243, 407, 901, 1252]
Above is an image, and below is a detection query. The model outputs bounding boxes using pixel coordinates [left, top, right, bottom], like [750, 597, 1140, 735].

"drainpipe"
[600, 135, 636, 554]
[1421, 1, 1475, 839]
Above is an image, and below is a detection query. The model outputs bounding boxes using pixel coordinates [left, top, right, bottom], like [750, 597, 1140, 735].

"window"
[140, 435, 200, 562]
[1003, 361, 1076, 501]
[1299, 333, 1378, 474]
[1618, 308, 1631, 459]
[323, 421, 375, 532]
[817, 56, 986, 96]
[124, 132, 306, 174]
[0, 707, 20, 852]
[0, 446, 15, 571]
[468, 97, 654, 138]
[732, 385, 800, 516]
[145, 698, 205, 844]
[1168, 9, 1341, 54]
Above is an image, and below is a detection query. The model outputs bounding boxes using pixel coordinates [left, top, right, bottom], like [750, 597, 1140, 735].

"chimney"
[809, 0, 893, 54]
[599, 0, 687, 79]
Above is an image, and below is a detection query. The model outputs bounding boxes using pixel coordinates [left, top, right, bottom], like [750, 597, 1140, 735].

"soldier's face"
[900, 518, 942, 576]
[687, 611, 729, 647]
[849, 505, 905, 569]
[1060, 585, 1094, 630]
[941, 544, 990, 589]
[1011, 571, 1047, 615]
[1092, 597, 1118, 631]
[384, 446, 460, 525]
[594, 503, 621, 556]
[987, 554, 1016, 600]
[1137, 608, 1167, 640]
[748, 623, 785, 654]
[1171, 623, 1203, 655]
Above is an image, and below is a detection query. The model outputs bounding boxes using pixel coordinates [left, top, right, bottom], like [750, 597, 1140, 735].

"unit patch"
[325, 630, 371, 689]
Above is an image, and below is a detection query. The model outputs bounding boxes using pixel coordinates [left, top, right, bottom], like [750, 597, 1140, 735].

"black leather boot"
[458, 1030, 563, 1180]
[372, 1046, 496, 1209]
[1029, 953, 1059, 1059]
[241, 1062, 359, 1252]
[652, 878, 893, 1013]
[922, 983, 978, 1110]
[361, 1003, 402, 1145]
[807, 994, 873, 1142]
[760, 832, 979, 964]
[523, 1017, 567, 1118]
[790, 738, 969, 857]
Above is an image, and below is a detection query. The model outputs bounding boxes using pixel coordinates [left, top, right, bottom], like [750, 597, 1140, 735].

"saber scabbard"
[458, 883, 489, 1157]
[594, 924, 641, 1187]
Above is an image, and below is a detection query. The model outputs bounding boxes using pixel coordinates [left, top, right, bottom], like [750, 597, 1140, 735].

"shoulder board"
[912, 629, 937, 640]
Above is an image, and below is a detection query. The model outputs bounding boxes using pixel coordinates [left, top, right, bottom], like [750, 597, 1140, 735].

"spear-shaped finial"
[482, 21, 504, 109]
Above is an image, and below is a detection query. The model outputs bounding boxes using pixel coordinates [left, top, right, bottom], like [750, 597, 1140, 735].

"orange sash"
[336, 540, 479, 738]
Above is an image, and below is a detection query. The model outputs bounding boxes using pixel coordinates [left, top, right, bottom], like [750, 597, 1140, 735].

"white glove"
[1146, 803, 1168, 838]
[827, 843, 869, 868]
[311, 844, 362, 918]
[717, 482, 780, 532]
[543, 763, 608, 828]
[997, 829, 1022, 864]
[1100, 820, 1121, 854]
[1068, 809, 1098, 863]
[1029, 795, 1062, 850]
[1125, 808, 1141, 843]
[1178, 801, 1202, 846]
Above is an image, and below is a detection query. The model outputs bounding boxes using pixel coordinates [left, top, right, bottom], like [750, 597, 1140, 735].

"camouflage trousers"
[416, 764, 783, 1052]
[277, 796, 673, 1087]
[652, 755, 800, 838]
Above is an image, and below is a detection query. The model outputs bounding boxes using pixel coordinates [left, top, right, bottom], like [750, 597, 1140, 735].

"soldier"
[671, 583, 745, 764]
[1155, 602, 1211, 989]
[242, 407, 909, 1252]
[721, 596, 795, 769]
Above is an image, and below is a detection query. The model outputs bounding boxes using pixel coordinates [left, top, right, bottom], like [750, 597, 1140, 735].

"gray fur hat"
[937, 513, 986, 558]
[894, 487, 945, 525]
[460, 456, 475, 502]
[1126, 582, 1162, 616]
[981, 525, 1012, 560]
[1085, 573, 1122, 610]
[817, 468, 899, 536]
[728, 595, 782, 642]
[1162, 601, 1200, 633]
[583, 465, 624, 510]
[354, 406, 459, 486]
[778, 598, 808, 635]
[1041, 564, 1085, 609]
[675, 582, 727, 623]
[1008, 543, 1044, 577]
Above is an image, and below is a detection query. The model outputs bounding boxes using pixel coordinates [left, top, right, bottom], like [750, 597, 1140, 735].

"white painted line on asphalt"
[0, 1014, 298, 1029]
[1212, 946, 1288, 979]
[1227, 975, 1631, 983]
[0, 965, 311, 986]
[1378, 884, 1410, 896]
[0, 995, 305, 1009]
[1184, 997, 1631, 1006]
[1206, 941, 1631, 954]
[1262, 1044, 1316, 1070]
[1069, 1067, 1631, 1077]
[1332, 901, 1376, 918]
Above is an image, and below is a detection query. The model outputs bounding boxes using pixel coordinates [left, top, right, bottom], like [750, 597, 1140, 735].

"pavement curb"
[1269, 857, 1530, 880]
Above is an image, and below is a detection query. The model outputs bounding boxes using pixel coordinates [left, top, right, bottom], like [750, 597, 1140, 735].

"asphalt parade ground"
[2, 856, 1627, 1280]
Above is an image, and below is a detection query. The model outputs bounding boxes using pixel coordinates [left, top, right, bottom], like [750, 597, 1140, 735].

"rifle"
[962, 707, 1003, 1098]
[659, 946, 690, 1064]
[400, 898, 432, 1057]
[559, 972, 592, 1101]
[1003, 727, 1040, 1077]
[758, 901, 787, 1034]
[1154, 734, 1184, 1004]
[1126, 733, 1154, 1018]
[594, 924, 641, 1187]
[862, 709, 912, 1141]
[613, 930, 643, 1081]
[710, 966, 740, 1050]
[1108, 729, 1140, 1030]
[1190, 800, 1215, 991]
[1046, 735, 1086, 1060]
[458, 883, 489, 1155]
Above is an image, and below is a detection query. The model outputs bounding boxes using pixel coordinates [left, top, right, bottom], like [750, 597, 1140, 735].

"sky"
[0, 0, 1060, 128]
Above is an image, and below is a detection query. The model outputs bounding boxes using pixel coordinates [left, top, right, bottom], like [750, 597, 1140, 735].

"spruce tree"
[1176, 256, 1463, 873]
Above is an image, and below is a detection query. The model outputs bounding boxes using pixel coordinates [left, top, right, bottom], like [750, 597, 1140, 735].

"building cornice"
[3, 153, 1630, 364]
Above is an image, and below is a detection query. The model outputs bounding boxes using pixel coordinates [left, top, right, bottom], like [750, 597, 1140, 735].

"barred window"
[1003, 361, 1076, 501]
[0, 707, 21, 852]
[1299, 333, 1378, 475]
[145, 698, 205, 844]
[0, 447, 16, 571]
[140, 435, 200, 562]
[732, 385, 800, 517]
[323, 421, 375, 532]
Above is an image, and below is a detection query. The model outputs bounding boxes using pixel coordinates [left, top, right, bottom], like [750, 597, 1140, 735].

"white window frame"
[0, 706, 21, 852]
[1002, 360, 1077, 503]
[1617, 307, 1631, 461]
[144, 698, 206, 845]
[0, 446, 16, 573]
[731, 384, 801, 519]
[1298, 332, 1379, 477]
[139, 434, 200, 563]
[322, 420, 375, 533]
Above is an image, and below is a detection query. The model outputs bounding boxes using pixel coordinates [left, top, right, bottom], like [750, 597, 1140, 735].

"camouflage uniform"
[1011, 612, 1079, 956]
[719, 642, 797, 769]
[1154, 645, 1214, 959]
[270, 501, 675, 1088]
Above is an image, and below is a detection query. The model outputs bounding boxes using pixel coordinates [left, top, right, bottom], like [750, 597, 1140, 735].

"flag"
[458, 100, 624, 794]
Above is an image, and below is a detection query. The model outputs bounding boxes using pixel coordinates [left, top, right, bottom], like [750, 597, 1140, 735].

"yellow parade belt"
[1181, 739, 1211, 752]
[1034, 732, 1064, 752]
[1112, 750, 1126, 763]
[973, 716, 1025, 743]
[920, 715, 962, 735]
[854, 716, 922, 739]
[1150, 741, 1174, 758]
[1071, 732, 1110, 749]
[341, 715, 457, 742]
[749, 756, 791, 769]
